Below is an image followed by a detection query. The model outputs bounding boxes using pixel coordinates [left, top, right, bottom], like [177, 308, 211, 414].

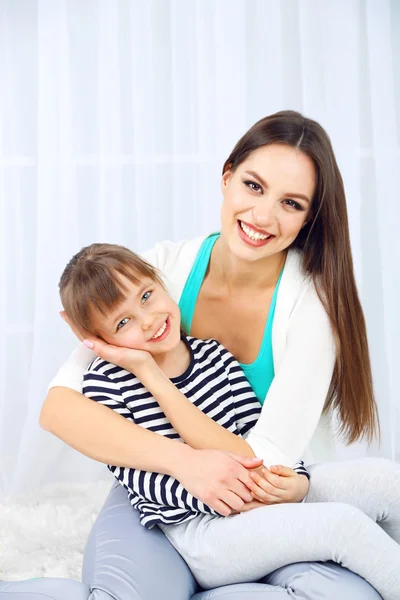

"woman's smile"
[237, 220, 275, 247]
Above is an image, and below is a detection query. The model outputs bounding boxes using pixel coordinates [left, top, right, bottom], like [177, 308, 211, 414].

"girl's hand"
[82, 338, 155, 375]
[248, 465, 309, 505]
[60, 312, 154, 373]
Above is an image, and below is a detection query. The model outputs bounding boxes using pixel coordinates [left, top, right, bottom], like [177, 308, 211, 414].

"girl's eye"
[283, 199, 303, 211]
[141, 290, 152, 304]
[117, 317, 130, 331]
[244, 180, 263, 193]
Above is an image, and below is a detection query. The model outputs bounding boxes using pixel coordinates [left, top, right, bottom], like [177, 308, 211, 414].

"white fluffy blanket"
[0, 480, 111, 580]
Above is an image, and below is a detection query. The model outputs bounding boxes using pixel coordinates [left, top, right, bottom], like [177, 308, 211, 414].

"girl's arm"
[136, 360, 256, 457]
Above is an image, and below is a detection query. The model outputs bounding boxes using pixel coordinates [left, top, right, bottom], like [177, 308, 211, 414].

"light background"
[0, 0, 399, 497]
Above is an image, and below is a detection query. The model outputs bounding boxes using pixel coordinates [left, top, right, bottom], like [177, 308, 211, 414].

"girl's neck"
[153, 338, 190, 378]
[208, 235, 287, 292]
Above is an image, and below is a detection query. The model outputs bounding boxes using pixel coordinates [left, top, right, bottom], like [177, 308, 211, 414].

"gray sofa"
[0, 482, 382, 599]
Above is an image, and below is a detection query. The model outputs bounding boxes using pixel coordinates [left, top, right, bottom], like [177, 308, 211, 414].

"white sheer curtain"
[0, 0, 399, 497]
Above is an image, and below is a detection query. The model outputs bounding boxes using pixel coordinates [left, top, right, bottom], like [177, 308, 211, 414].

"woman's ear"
[221, 164, 233, 190]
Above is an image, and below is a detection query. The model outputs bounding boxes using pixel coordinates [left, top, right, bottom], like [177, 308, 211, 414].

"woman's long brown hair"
[223, 110, 380, 445]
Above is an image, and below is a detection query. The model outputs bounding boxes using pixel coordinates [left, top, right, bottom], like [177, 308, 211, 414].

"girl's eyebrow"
[244, 170, 311, 204]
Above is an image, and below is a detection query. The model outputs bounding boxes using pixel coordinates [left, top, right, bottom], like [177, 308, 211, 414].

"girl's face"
[220, 143, 316, 262]
[92, 277, 181, 356]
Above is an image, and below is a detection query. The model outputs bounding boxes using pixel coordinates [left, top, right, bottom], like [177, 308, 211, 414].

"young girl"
[59, 243, 400, 600]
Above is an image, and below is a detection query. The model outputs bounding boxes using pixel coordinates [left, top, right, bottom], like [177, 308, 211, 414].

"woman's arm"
[41, 386, 262, 513]
[41, 385, 195, 472]
[245, 281, 336, 467]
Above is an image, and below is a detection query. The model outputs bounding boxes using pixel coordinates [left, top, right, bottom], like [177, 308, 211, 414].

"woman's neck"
[208, 236, 287, 292]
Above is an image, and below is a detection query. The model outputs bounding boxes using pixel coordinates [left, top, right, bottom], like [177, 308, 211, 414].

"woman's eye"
[117, 318, 129, 331]
[244, 180, 263, 193]
[284, 199, 303, 211]
[141, 290, 152, 304]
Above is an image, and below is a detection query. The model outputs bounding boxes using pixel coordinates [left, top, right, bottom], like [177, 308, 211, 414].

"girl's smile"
[148, 317, 171, 343]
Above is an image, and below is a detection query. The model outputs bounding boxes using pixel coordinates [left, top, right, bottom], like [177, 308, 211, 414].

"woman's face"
[220, 143, 316, 262]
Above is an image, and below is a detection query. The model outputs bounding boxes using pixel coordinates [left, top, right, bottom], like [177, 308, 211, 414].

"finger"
[85, 339, 121, 362]
[219, 490, 246, 513]
[253, 468, 283, 490]
[229, 480, 253, 503]
[250, 489, 282, 504]
[227, 453, 263, 469]
[239, 499, 266, 512]
[212, 499, 233, 517]
[249, 471, 286, 499]
[270, 465, 296, 477]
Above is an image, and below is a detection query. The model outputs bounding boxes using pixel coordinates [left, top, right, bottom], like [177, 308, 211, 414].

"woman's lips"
[237, 220, 274, 247]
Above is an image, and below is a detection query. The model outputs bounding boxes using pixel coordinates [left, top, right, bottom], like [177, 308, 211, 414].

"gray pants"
[160, 458, 400, 599]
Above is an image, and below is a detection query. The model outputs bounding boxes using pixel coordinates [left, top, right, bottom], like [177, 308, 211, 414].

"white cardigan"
[50, 235, 337, 467]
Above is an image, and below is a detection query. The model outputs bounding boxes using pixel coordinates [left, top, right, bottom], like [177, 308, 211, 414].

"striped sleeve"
[83, 367, 133, 419]
[293, 460, 310, 480]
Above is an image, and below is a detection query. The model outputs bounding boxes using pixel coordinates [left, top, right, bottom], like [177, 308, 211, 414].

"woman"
[39, 111, 388, 600]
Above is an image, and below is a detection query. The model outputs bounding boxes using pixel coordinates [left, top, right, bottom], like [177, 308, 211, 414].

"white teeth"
[240, 221, 271, 241]
[151, 320, 167, 340]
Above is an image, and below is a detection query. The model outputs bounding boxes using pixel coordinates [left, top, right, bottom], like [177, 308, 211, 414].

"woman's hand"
[248, 465, 309, 505]
[176, 450, 264, 516]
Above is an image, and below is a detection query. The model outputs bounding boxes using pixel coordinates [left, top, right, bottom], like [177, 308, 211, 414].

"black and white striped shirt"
[83, 336, 309, 528]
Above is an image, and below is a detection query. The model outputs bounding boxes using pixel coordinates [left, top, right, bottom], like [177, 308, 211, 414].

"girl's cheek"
[120, 331, 143, 349]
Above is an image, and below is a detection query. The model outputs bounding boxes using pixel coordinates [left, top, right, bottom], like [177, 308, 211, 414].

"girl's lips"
[237, 221, 274, 247]
[149, 317, 171, 343]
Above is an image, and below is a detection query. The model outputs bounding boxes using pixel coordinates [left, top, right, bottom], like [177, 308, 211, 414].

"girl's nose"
[142, 315, 155, 331]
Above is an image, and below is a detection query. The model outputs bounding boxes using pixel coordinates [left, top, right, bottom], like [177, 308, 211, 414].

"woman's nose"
[252, 204, 276, 228]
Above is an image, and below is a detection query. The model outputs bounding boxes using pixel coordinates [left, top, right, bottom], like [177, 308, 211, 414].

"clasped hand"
[243, 464, 309, 509]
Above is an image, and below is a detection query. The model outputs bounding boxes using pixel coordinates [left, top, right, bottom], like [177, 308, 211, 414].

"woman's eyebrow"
[245, 170, 268, 188]
[244, 170, 310, 204]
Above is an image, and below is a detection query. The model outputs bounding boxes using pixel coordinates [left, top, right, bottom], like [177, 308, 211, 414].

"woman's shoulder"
[280, 248, 326, 318]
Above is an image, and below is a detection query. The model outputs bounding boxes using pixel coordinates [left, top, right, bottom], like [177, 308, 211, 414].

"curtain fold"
[0, 0, 399, 496]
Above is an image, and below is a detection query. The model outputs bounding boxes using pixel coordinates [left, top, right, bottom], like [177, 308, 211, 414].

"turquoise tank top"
[178, 233, 283, 404]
